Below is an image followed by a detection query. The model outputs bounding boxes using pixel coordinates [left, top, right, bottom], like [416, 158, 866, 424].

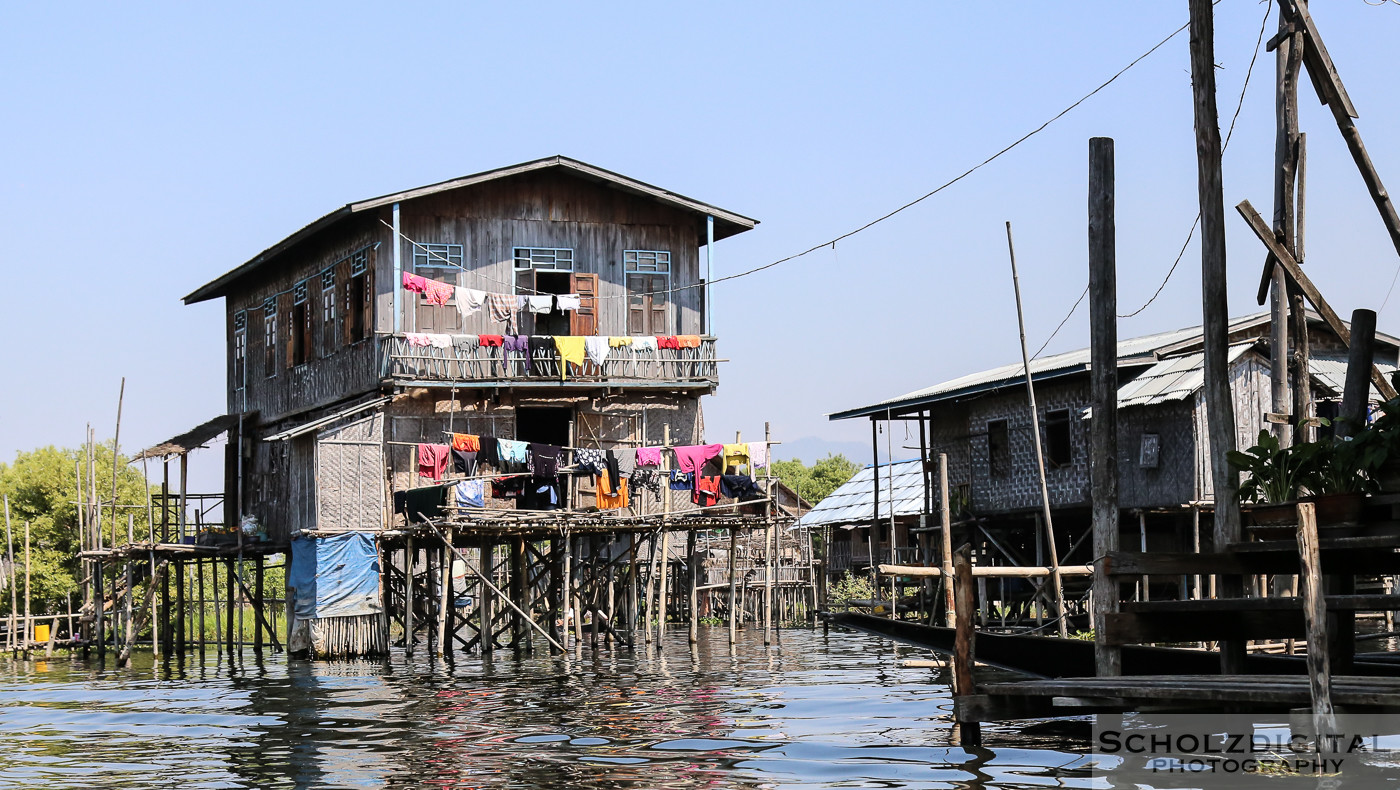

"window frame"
[1044, 408, 1073, 468]
[232, 311, 247, 391]
[320, 270, 337, 358]
[262, 299, 278, 379]
[987, 419, 1010, 479]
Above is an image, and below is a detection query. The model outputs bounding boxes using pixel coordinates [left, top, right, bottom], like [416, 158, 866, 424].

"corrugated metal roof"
[1309, 356, 1398, 398]
[794, 460, 926, 528]
[829, 314, 1278, 420]
[1116, 344, 1256, 409]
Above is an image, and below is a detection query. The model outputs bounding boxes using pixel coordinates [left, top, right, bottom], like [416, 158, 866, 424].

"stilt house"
[179, 156, 758, 652]
[809, 313, 1399, 612]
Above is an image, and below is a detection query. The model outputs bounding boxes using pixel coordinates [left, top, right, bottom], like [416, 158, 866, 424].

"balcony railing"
[381, 335, 719, 386]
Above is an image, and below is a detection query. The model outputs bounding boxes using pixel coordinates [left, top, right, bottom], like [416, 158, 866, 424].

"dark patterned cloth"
[630, 468, 663, 503]
[574, 448, 605, 476]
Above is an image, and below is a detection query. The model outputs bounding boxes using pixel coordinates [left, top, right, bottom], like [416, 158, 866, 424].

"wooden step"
[1105, 541, 1400, 577]
[1105, 595, 1400, 645]
[1124, 595, 1400, 613]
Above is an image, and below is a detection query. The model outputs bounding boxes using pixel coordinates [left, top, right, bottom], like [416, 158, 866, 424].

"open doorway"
[517, 271, 572, 335]
[516, 406, 573, 510]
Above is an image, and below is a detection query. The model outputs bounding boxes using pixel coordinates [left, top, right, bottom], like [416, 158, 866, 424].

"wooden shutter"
[647, 275, 668, 334]
[283, 293, 295, 369]
[571, 273, 598, 336]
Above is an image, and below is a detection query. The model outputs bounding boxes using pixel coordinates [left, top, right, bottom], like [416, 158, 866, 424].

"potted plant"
[1227, 430, 1322, 527]
[1347, 376, 1400, 492]
[1307, 433, 1374, 525]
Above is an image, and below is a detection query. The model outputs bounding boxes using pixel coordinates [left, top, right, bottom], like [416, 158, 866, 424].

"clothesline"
[386, 221, 718, 303]
[434, 431, 780, 454]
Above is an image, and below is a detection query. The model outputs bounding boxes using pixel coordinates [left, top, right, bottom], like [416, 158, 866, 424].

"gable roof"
[830, 312, 1400, 421]
[184, 155, 758, 305]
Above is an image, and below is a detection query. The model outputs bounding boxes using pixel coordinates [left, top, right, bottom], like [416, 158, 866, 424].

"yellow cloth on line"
[722, 443, 750, 472]
[608, 336, 633, 348]
[554, 336, 586, 380]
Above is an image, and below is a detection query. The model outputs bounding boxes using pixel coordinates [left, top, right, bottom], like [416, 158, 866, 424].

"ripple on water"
[0, 629, 1108, 789]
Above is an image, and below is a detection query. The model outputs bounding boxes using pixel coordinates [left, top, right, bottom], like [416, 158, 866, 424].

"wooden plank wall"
[395, 171, 704, 338]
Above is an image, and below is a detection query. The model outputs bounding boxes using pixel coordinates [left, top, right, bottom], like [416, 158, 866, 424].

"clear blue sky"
[4, 2, 1400, 492]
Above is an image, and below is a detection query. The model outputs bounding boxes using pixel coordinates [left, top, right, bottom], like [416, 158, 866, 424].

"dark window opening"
[1045, 409, 1072, 468]
[321, 285, 337, 357]
[233, 329, 247, 390]
[516, 270, 573, 336]
[1316, 400, 1340, 440]
[987, 419, 1009, 478]
[263, 312, 278, 378]
[346, 273, 369, 343]
[292, 302, 311, 366]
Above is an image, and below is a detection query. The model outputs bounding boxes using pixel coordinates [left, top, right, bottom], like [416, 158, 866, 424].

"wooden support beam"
[951, 543, 979, 745]
[117, 560, 169, 667]
[1088, 136, 1121, 677]
[1237, 199, 1398, 399]
[1296, 501, 1338, 748]
[878, 564, 1094, 578]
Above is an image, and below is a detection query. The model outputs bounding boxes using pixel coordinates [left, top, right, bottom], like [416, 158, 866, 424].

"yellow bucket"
[33, 624, 50, 643]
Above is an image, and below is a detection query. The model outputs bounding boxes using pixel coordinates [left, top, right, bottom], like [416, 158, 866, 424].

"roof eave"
[183, 205, 354, 305]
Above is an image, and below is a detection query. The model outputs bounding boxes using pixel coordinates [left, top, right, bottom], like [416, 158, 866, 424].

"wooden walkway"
[960, 675, 1400, 721]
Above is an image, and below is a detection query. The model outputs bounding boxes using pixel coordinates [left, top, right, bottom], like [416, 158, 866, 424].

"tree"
[0, 443, 152, 613]
[771, 453, 861, 505]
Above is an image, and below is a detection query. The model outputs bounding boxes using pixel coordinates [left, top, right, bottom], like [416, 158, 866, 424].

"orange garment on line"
[451, 433, 480, 452]
[596, 471, 630, 510]
[677, 334, 701, 349]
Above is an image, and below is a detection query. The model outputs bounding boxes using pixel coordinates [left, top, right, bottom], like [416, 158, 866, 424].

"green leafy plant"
[1227, 430, 1322, 504]
[1311, 433, 1378, 495]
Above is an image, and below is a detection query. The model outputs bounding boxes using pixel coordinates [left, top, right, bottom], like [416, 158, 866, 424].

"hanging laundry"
[405, 333, 433, 347]
[630, 336, 658, 353]
[574, 448, 605, 476]
[692, 476, 721, 507]
[603, 450, 621, 493]
[555, 294, 582, 312]
[395, 484, 449, 521]
[615, 449, 636, 479]
[677, 335, 702, 349]
[608, 336, 633, 348]
[721, 442, 750, 472]
[417, 443, 450, 481]
[503, 334, 530, 373]
[630, 468, 663, 503]
[479, 334, 504, 347]
[596, 471, 630, 510]
[428, 333, 453, 348]
[478, 436, 500, 468]
[672, 443, 723, 474]
[524, 294, 554, 314]
[456, 287, 486, 318]
[720, 475, 762, 501]
[636, 447, 663, 467]
[491, 476, 526, 499]
[748, 441, 769, 469]
[528, 443, 562, 479]
[487, 293, 516, 323]
[554, 336, 586, 381]
[424, 278, 455, 306]
[529, 335, 556, 378]
[669, 470, 693, 490]
[583, 336, 610, 367]
[402, 272, 428, 293]
[451, 433, 480, 453]
[451, 449, 477, 476]
[657, 336, 680, 350]
[522, 479, 561, 510]
[451, 334, 480, 351]
[453, 479, 485, 508]
[497, 439, 530, 470]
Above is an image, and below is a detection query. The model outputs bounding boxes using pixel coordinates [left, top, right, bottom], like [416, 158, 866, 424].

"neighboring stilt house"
[813, 312, 1399, 625]
[178, 156, 759, 656]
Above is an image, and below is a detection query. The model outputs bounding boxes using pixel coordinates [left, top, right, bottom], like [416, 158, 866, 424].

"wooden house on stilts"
[120, 156, 798, 659]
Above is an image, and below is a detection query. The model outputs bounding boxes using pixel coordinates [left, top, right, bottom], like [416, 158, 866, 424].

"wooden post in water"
[1296, 501, 1337, 749]
[656, 530, 669, 648]
[225, 558, 236, 656]
[437, 528, 453, 657]
[23, 520, 31, 653]
[1189, 0, 1244, 673]
[1088, 136, 1121, 677]
[951, 544, 980, 746]
[728, 526, 739, 645]
[4, 497, 15, 655]
[687, 530, 698, 645]
[938, 454, 954, 628]
[404, 538, 415, 656]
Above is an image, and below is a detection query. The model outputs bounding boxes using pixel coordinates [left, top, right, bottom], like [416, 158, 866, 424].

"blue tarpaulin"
[289, 532, 382, 620]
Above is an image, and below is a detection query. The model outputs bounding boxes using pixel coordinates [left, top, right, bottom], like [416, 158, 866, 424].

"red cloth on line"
[657, 336, 680, 350]
[403, 272, 428, 293]
[417, 443, 450, 481]
[423, 278, 455, 306]
[672, 443, 723, 474]
[479, 334, 504, 347]
[692, 475, 721, 506]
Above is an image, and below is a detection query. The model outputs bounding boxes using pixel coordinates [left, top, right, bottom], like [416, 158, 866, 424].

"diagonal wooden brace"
[1237, 199, 1397, 401]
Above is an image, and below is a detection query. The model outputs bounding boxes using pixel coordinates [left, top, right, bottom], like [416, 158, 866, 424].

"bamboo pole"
[24, 521, 31, 653]
[109, 378, 125, 550]
[4, 497, 14, 655]
[1005, 221, 1068, 637]
[437, 528, 453, 657]
[951, 544, 979, 746]
[425, 525, 564, 653]
[656, 530, 669, 649]
[1296, 501, 1337, 750]
[764, 423, 775, 644]
[938, 454, 954, 627]
[687, 529, 698, 645]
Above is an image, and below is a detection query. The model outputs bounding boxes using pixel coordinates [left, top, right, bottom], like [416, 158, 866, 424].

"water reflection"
[0, 628, 1095, 789]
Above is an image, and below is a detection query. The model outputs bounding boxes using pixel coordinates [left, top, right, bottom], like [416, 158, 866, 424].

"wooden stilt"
[656, 530, 669, 648]
[480, 544, 494, 656]
[951, 544, 980, 746]
[225, 559, 235, 656]
[728, 527, 738, 644]
[687, 530, 698, 644]
[404, 538, 415, 656]
[437, 528, 453, 657]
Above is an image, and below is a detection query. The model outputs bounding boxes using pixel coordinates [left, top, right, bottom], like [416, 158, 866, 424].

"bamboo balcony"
[379, 334, 720, 388]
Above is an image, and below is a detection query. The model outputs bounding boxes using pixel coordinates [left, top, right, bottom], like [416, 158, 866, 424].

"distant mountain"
[771, 436, 874, 466]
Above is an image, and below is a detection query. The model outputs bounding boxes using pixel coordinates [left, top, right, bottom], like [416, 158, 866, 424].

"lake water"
[0, 627, 1095, 789]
